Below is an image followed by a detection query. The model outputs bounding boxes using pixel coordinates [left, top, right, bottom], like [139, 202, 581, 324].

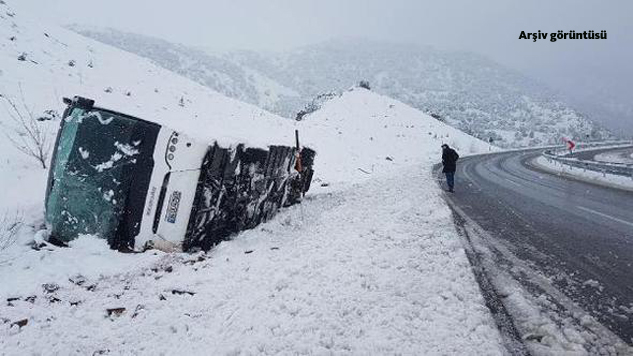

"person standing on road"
[441, 144, 459, 192]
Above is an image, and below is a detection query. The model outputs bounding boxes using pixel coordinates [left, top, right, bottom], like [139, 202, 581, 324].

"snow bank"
[594, 150, 633, 164]
[534, 156, 633, 191]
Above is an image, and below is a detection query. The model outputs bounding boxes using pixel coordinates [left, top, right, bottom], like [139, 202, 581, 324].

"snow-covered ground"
[534, 156, 633, 191]
[0, 165, 504, 355]
[0, 1, 508, 353]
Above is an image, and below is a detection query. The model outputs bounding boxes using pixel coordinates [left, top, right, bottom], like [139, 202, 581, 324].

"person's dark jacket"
[442, 147, 459, 173]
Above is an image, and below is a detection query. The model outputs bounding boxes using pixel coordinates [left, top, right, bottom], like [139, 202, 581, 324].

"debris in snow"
[36, 109, 60, 121]
[171, 289, 195, 296]
[42, 283, 59, 293]
[106, 308, 126, 317]
[24, 296, 36, 303]
[48, 296, 61, 304]
[10, 319, 28, 328]
[131, 304, 144, 318]
[69, 274, 87, 286]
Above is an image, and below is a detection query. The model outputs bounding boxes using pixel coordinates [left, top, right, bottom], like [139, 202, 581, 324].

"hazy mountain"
[74, 28, 613, 147]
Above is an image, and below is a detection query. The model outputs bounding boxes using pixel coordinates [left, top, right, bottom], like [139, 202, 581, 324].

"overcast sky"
[25, 0, 633, 130]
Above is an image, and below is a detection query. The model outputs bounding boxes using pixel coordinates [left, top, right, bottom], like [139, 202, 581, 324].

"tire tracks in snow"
[447, 201, 530, 356]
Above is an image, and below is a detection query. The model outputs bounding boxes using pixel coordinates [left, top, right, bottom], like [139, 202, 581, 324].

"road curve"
[442, 149, 633, 346]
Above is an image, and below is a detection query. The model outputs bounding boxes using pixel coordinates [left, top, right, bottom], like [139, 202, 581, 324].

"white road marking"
[577, 206, 633, 227]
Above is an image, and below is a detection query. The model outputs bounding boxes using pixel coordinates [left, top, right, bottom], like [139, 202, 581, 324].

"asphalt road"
[442, 149, 633, 346]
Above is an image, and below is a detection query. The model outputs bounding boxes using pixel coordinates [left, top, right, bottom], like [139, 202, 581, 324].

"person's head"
[441, 144, 449, 150]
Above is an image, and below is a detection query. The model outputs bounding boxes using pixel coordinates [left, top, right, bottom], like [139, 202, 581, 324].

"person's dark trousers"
[445, 172, 455, 191]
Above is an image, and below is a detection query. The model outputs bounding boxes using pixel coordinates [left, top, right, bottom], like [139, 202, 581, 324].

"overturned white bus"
[45, 96, 315, 251]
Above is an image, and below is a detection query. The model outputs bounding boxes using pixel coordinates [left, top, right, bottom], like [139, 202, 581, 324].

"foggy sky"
[24, 0, 633, 130]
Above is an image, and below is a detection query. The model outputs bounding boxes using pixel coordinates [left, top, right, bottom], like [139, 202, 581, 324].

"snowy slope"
[0, 165, 505, 355]
[74, 29, 612, 148]
[0, 1, 297, 215]
[299, 87, 495, 185]
[0, 2, 506, 354]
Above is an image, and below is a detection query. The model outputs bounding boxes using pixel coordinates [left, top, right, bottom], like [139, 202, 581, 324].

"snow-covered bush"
[295, 92, 340, 121]
[358, 80, 371, 90]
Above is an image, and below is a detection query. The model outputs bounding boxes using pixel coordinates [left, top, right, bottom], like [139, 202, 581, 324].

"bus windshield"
[46, 107, 160, 245]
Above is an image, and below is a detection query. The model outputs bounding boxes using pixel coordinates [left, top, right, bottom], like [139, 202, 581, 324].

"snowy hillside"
[75, 29, 611, 148]
[299, 87, 495, 185]
[72, 27, 306, 118]
[0, 2, 509, 354]
[0, 1, 297, 213]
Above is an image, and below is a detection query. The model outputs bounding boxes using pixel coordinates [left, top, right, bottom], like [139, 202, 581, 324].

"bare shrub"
[0, 211, 23, 251]
[0, 86, 54, 169]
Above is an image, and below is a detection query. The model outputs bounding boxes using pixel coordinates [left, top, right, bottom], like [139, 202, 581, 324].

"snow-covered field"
[0, 1, 508, 354]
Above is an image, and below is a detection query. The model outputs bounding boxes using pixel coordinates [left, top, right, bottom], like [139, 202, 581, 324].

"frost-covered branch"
[0, 86, 54, 169]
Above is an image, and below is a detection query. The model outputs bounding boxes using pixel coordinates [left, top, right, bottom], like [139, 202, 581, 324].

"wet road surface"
[442, 149, 633, 345]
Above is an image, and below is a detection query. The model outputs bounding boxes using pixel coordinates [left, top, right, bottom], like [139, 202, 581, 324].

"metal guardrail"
[542, 142, 633, 178]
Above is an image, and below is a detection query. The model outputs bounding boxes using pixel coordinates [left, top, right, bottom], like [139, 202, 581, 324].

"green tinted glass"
[46, 108, 141, 242]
